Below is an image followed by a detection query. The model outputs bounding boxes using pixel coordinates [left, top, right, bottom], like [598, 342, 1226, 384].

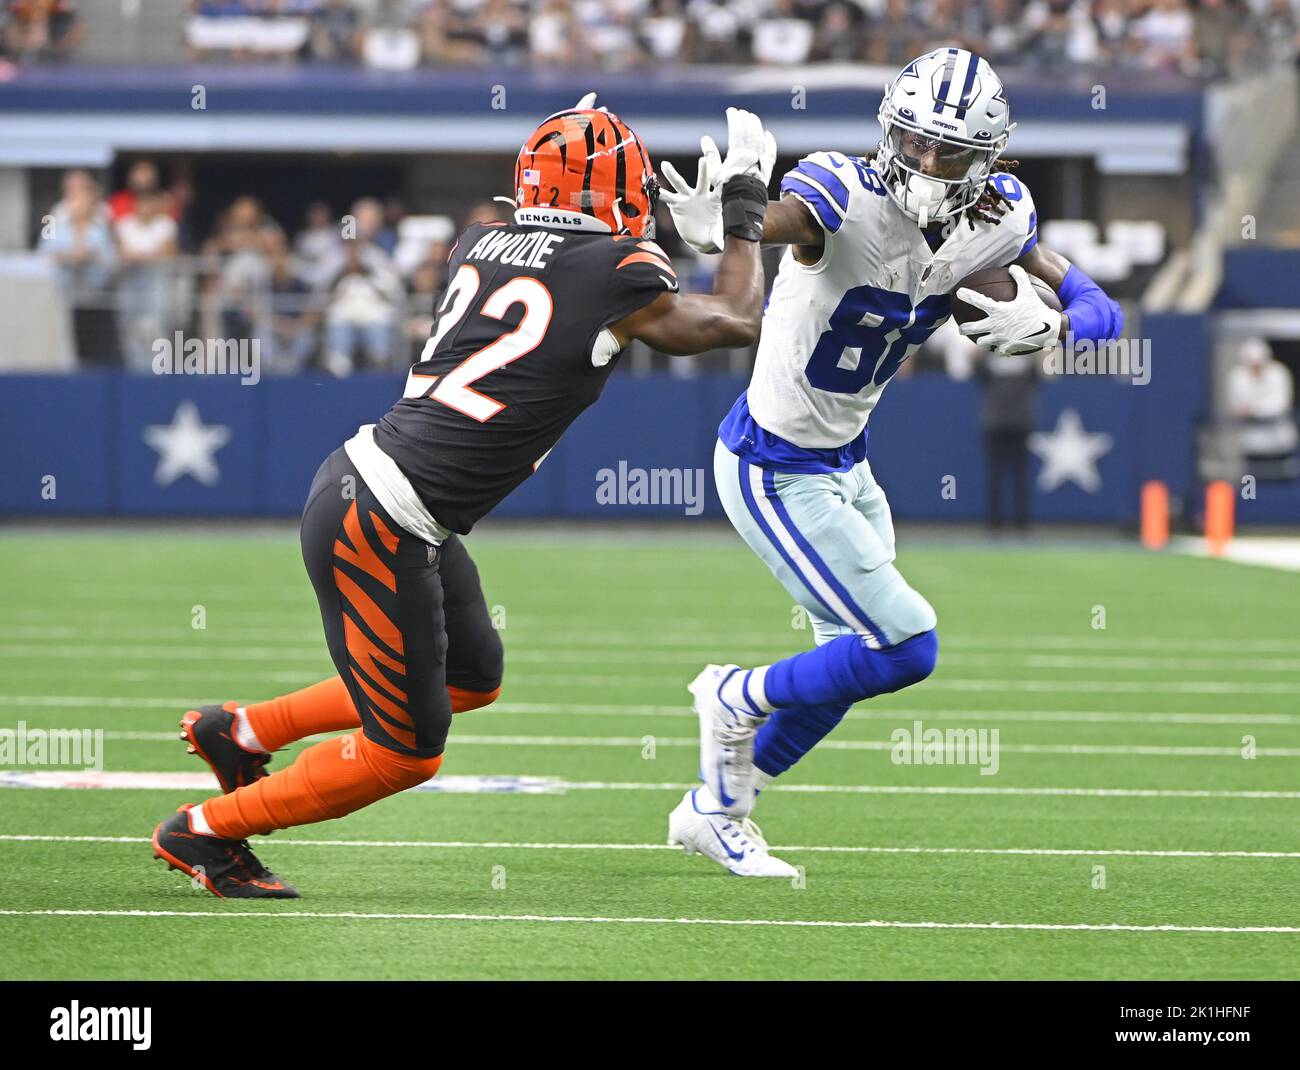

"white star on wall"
[143, 401, 231, 487]
[1028, 408, 1113, 493]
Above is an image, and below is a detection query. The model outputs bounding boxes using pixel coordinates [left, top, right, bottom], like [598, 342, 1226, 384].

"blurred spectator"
[108, 160, 176, 223]
[464, 198, 512, 225]
[4, 0, 81, 60]
[1024, 0, 1099, 67]
[1193, 0, 1241, 77]
[48, 168, 104, 228]
[977, 349, 1041, 532]
[114, 188, 179, 371]
[866, 0, 927, 65]
[204, 195, 284, 265]
[1227, 338, 1299, 467]
[295, 200, 342, 283]
[39, 175, 119, 366]
[530, 0, 577, 64]
[77, 0, 1300, 75]
[308, 0, 359, 60]
[1131, 0, 1197, 72]
[203, 196, 285, 340]
[1257, 0, 1300, 64]
[480, 0, 529, 64]
[417, 0, 487, 64]
[349, 196, 398, 255]
[973, 0, 1034, 66]
[188, 0, 316, 61]
[754, 0, 816, 65]
[687, 1, 748, 64]
[265, 237, 320, 373]
[813, 2, 868, 64]
[573, 0, 645, 69]
[319, 238, 405, 375]
[360, 0, 422, 69]
[1091, 0, 1137, 66]
[403, 247, 448, 361]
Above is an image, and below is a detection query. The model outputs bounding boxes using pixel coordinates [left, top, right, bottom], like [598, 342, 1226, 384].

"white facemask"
[905, 174, 947, 229]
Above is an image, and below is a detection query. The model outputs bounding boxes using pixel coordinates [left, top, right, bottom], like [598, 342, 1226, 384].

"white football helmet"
[875, 48, 1014, 228]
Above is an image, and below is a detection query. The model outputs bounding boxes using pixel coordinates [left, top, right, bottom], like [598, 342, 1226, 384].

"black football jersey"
[372, 221, 678, 534]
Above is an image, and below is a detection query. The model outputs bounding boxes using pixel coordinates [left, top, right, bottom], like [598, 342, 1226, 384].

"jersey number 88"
[804, 285, 949, 395]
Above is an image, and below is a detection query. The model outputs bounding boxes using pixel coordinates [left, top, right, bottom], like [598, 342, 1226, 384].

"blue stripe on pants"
[759, 470, 887, 647]
[735, 456, 840, 624]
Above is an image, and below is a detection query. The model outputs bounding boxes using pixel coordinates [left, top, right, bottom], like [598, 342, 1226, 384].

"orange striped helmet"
[514, 107, 659, 237]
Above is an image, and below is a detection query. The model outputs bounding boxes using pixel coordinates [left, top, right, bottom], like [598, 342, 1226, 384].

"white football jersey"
[745, 150, 1038, 452]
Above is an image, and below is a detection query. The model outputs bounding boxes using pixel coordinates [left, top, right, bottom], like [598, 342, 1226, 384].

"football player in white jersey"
[660, 48, 1124, 876]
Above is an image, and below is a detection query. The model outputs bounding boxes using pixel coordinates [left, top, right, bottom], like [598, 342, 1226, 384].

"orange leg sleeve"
[245, 677, 500, 752]
[244, 677, 361, 753]
[203, 730, 442, 839]
[448, 685, 501, 713]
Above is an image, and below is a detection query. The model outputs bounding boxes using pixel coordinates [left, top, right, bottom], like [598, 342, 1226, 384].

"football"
[951, 265, 1063, 326]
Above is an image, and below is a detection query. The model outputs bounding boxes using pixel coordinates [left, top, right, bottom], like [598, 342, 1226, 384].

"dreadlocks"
[965, 157, 1021, 228]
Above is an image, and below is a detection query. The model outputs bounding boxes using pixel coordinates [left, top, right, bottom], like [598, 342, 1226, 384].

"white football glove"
[956, 265, 1062, 356]
[573, 91, 606, 112]
[659, 136, 724, 254]
[716, 106, 777, 187]
[659, 109, 776, 254]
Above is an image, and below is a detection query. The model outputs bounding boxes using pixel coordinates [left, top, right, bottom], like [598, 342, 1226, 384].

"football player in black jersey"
[153, 103, 777, 898]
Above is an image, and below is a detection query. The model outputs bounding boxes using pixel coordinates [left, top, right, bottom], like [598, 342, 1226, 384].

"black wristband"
[721, 173, 769, 243]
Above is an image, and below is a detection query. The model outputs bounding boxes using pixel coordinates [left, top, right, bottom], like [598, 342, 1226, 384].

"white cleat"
[688, 663, 766, 818]
[668, 789, 798, 878]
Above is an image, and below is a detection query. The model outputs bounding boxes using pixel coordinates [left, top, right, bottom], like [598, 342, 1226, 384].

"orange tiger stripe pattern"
[332, 502, 413, 749]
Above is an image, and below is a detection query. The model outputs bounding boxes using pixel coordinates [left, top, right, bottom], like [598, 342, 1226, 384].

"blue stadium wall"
[9, 314, 1291, 526]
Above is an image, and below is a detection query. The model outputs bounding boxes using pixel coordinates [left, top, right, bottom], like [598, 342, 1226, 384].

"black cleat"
[152, 806, 300, 899]
[180, 702, 270, 794]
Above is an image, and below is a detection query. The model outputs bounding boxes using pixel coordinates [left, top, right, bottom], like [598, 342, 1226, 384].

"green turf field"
[1, 528, 1297, 979]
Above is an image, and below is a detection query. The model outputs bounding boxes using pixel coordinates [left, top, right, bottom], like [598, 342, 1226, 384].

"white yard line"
[2, 833, 1297, 860]
[2, 642, 1299, 675]
[1, 769, 1297, 799]
[0, 908, 1295, 934]
[2, 695, 1297, 727]
[0, 665, 1297, 692]
[71, 730, 1300, 758]
[5, 622, 1300, 655]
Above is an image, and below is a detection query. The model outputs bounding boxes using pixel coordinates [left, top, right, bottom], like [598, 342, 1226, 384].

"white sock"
[720, 666, 775, 717]
[693, 784, 726, 814]
[232, 706, 266, 753]
[753, 768, 774, 793]
[188, 804, 216, 837]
